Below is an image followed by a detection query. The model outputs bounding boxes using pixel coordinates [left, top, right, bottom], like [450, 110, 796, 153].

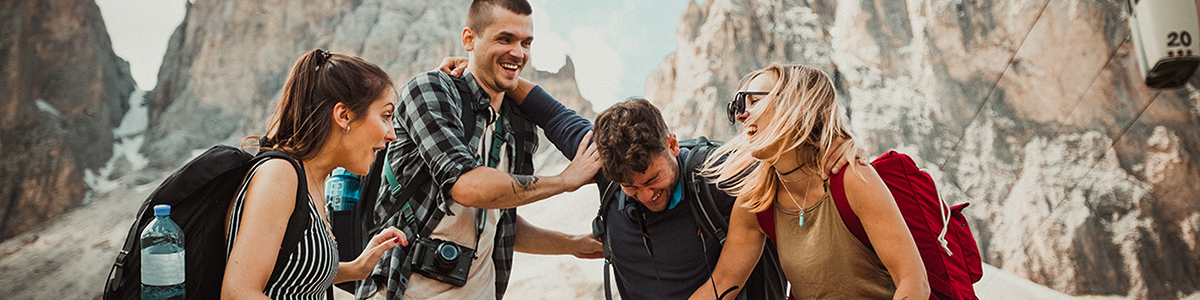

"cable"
[698, 227, 723, 299]
[936, 0, 1053, 172]
[1014, 89, 1162, 252]
[1011, 34, 1143, 251]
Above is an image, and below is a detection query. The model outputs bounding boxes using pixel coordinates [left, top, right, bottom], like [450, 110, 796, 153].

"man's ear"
[462, 27, 476, 52]
[668, 134, 680, 157]
[333, 102, 354, 132]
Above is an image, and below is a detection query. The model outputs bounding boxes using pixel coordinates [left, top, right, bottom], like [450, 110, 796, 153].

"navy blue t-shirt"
[603, 148, 734, 299]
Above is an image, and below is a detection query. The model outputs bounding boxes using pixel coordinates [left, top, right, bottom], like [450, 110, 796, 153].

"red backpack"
[756, 151, 982, 300]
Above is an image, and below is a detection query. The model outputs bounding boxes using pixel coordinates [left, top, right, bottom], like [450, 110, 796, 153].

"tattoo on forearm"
[510, 175, 541, 201]
[511, 175, 540, 190]
[510, 175, 539, 201]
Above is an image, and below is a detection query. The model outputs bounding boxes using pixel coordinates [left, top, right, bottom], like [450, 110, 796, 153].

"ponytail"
[247, 49, 393, 160]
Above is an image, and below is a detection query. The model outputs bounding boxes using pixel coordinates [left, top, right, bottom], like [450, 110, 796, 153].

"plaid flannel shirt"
[357, 71, 537, 300]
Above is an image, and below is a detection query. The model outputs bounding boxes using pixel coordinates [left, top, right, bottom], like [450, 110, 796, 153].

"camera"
[411, 237, 474, 287]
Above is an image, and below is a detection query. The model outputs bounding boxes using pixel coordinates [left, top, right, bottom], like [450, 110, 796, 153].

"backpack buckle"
[591, 216, 606, 240]
[113, 250, 129, 267]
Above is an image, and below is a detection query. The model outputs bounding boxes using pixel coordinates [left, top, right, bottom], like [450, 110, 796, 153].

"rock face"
[0, 0, 135, 242]
[525, 56, 595, 120]
[144, 0, 591, 168]
[145, 0, 468, 166]
[646, 0, 1200, 299]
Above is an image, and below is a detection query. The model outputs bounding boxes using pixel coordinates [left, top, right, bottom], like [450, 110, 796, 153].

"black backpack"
[591, 137, 787, 300]
[103, 146, 313, 300]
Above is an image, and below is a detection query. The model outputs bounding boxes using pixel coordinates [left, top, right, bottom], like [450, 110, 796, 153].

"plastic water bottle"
[325, 167, 361, 211]
[141, 204, 185, 300]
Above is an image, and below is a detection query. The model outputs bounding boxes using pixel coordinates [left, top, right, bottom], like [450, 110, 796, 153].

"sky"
[94, 0, 187, 91]
[95, 0, 699, 112]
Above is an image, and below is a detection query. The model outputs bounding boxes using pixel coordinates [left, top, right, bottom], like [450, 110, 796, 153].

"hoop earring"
[344, 126, 350, 133]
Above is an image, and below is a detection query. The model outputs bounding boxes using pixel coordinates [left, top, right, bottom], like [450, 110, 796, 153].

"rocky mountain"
[143, 0, 591, 169]
[646, 0, 1199, 299]
[525, 56, 595, 120]
[0, 0, 592, 296]
[144, 0, 465, 167]
[0, 0, 136, 242]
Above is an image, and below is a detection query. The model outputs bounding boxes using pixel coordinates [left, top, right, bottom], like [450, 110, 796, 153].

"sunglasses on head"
[726, 91, 770, 123]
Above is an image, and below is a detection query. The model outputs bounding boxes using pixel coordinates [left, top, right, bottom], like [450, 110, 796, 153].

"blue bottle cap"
[153, 204, 171, 216]
[331, 167, 359, 178]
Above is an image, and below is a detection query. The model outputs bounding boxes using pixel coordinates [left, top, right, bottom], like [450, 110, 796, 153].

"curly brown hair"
[593, 98, 671, 185]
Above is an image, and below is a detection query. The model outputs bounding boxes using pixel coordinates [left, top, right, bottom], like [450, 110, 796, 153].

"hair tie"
[315, 49, 332, 68]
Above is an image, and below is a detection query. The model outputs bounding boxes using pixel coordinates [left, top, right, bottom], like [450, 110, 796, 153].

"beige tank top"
[773, 182, 895, 299]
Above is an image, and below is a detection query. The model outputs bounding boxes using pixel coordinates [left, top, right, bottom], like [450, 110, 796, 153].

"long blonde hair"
[703, 63, 858, 213]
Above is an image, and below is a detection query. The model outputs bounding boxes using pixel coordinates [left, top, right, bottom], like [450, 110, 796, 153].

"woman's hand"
[334, 226, 407, 283]
[362, 226, 408, 260]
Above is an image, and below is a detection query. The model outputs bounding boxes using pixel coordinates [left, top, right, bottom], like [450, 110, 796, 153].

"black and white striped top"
[226, 159, 338, 300]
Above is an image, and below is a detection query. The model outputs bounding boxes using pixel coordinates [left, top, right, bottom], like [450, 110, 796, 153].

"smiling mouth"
[501, 63, 520, 71]
[649, 190, 663, 204]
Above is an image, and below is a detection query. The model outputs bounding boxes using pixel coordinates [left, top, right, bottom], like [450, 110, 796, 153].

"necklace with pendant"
[779, 171, 814, 227]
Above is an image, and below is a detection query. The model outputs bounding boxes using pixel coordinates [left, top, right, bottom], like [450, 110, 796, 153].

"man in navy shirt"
[512, 87, 783, 299]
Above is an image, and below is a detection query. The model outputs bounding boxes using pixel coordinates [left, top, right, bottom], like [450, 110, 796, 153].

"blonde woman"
[689, 64, 929, 299]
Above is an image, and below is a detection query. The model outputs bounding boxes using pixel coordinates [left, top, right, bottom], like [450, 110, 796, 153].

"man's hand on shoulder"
[435, 56, 536, 104]
[438, 57, 468, 77]
[558, 130, 601, 190]
[821, 137, 869, 179]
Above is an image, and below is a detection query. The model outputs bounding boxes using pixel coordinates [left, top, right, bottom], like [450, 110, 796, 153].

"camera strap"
[471, 104, 504, 258]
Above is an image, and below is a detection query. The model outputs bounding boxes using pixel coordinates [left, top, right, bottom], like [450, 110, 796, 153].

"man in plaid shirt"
[356, 0, 603, 299]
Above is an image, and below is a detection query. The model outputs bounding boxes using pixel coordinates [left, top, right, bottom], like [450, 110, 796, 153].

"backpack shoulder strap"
[829, 164, 871, 249]
[755, 206, 777, 244]
[593, 180, 624, 300]
[681, 137, 727, 244]
[252, 151, 312, 270]
[592, 181, 623, 245]
[449, 75, 479, 140]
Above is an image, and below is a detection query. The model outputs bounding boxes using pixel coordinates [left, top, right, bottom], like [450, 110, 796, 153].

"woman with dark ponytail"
[223, 49, 406, 300]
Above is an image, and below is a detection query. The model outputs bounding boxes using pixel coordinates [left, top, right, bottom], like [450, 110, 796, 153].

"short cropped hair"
[593, 98, 671, 185]
[466, 0, 533, 35]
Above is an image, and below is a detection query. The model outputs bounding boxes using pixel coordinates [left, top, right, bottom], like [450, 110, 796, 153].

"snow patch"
[82, 90, 150, 200]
